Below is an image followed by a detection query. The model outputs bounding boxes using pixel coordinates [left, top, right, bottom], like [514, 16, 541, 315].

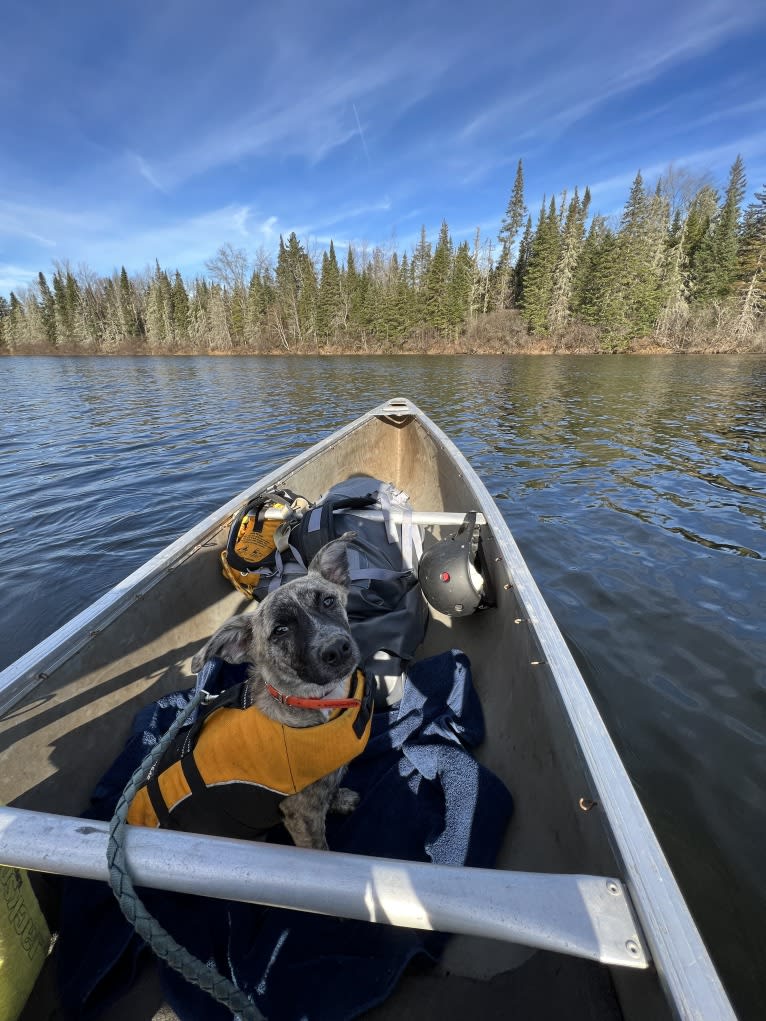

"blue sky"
[2, 0, 766, 294]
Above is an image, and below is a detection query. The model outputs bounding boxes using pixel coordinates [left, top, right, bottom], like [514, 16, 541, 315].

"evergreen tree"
[145, 262, 172, 348]
[497, 159, 527, 307]
[342, 246, 362, 334]
[391, 252, 415, 339]
[734, 182, 766, 337]
[520, 197, 560, 333]
[425, 221, 453, 334]
[447, 241, 473, 334]
[412, 226, 432, 294]
[37, 272, 57, 345]
[683, 185, 718, 274]
[188, 279, 211, 348]
[171, 271, 190, 345]
[574, 217, 620, 337]
[244, 270, 269, 347]
[693, 155, 746, 304]
[549, 189, 586, 332]
[7, 292, 25, 349]
[52, 271, 70, 341]
[656, 206, 691, 342]
[0, 295, 8, 349]
[737, 183, 766, 290]
[514, 215, 533, 307]
[316, 240, 342, 338]
[275, 233, 317, 346]
[119, 267, 141, 338]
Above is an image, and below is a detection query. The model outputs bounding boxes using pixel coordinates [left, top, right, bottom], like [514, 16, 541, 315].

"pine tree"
[683, 185, 718, 274]
[342, 246, 361, 335]
[7, 292, 25, 349]
[391, 253, 415, 339]
[0, 295, 8, 349]
[447, 241, 473, 335]
[22, 290, 45, 346]
[244, 271, 269, 348]
[514, 215, 533, 307]
[52, 271, 70, 341]
[274, 233, 317, 346]
[574, 217, 620, 337]
[144, 262, 171, 348]
[188, 279, 211, 348]
[603, 170, 670, 341]
[693, 155, 747, 304]
[37, 272, 57, 345]
[119, 267, 141, 338]
[425, 221, 453, 334]
[520, 197, 560, 333]
[734, 182, 766, 338]
[412, 226, 432, 294]
[171, 271, 190, 345]
[497, 159, 527, 308]
[655, 207, 690, 343]
[316, 240, 342, 338]
[549, 189, 586, 332]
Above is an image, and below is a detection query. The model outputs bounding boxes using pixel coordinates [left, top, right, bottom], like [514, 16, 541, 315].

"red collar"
[266, 683, 361, 711]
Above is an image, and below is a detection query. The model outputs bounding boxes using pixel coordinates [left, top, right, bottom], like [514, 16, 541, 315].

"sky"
[2, 0, 766, 295]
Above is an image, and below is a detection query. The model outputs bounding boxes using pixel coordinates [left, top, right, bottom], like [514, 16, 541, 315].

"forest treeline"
[1, 158, 764, 355]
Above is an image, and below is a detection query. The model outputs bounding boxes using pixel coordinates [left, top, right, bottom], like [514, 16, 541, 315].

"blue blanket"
[57, 650, 513, 1020]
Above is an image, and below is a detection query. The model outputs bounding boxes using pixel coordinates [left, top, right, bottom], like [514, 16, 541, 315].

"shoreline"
[2, 344, 763, 357]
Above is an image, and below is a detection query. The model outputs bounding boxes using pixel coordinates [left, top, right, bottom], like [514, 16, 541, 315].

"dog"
[182, 531, 367, 850]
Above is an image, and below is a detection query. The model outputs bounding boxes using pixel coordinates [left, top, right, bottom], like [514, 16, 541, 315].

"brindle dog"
[190, 532, 362, 850]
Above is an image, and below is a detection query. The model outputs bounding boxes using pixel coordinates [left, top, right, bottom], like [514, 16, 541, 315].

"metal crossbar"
[0, 806, 648, 969]
[261, 508, 487, 527]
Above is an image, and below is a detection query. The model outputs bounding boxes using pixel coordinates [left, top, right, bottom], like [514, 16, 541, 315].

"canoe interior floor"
[22, 939, 624, 1021]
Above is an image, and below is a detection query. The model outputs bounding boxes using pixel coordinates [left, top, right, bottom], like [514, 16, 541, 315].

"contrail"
[352, 103, 371, 166]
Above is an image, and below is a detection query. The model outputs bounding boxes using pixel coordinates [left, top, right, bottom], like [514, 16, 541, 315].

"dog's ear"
[191, 612, 256, 672]
[308, 531, 356, 588]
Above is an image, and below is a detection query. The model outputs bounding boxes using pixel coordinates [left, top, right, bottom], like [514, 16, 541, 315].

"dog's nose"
[321, 637, 351, 666]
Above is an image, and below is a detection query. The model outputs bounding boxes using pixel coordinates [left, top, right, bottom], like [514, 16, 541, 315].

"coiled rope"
[107, 688, 263, 1020]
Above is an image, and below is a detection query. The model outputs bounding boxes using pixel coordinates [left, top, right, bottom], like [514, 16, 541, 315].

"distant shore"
[2, 333, 763, 357]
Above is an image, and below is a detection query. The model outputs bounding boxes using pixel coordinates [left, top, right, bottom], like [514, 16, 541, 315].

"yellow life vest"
[127, 670, 372, 840]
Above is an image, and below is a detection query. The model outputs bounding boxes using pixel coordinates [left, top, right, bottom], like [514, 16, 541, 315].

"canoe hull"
[0, 398, 734, 1021]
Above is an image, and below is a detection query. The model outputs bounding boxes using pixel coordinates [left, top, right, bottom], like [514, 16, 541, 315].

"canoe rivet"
[503, 582, 511, 590]
[530, 660, 544, 666]
[514, 618, 526, 624]
[625, 940, 641, 957]
[494, 556, 502, 563]
[38, 672, 48, 681]
[606, 881, 620, 895]
[579, 798, 598, 811]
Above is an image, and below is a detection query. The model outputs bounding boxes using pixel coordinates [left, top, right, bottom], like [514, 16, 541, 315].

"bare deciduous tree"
[204, 243, 250, 292]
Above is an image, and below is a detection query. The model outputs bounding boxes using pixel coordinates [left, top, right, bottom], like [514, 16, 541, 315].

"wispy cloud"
[2, 0, 765, 292]
[130, 152, 168, 193]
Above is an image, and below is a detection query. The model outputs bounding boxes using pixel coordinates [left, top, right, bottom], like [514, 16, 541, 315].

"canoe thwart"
[0, 806, 649, 970]
[260, 508, 488, 527]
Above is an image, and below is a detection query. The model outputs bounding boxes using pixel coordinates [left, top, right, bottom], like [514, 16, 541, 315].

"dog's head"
[191, 532, 359, 696]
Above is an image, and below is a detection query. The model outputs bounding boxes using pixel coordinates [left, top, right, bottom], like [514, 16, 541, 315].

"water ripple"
[1, 354, 765, 1017]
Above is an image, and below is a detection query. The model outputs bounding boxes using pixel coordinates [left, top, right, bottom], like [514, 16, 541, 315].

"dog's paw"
[330, 787, 360, 815]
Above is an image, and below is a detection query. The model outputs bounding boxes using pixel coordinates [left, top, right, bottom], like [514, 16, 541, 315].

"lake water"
[1, 355, 764, 1018]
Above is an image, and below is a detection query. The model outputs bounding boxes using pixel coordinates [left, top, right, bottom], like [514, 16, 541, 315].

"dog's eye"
[271, 624, 289, 639]
[322, 595, 336, 608]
